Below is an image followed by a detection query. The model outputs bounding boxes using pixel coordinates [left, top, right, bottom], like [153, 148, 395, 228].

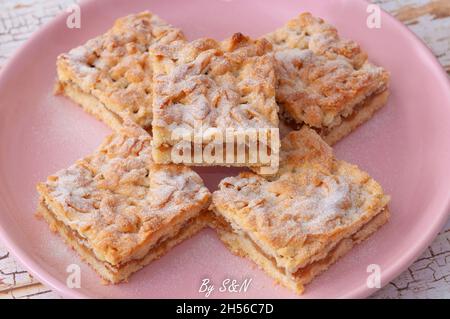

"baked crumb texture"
[55, 11, 185, 131]
[151, 33, 280, 167]
[36, 120, 211, 284]
[264, 13, 390, 144]
[211, 127, 390, 294]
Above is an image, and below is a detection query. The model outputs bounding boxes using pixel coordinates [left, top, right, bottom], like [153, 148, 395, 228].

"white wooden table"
[0, 0, 449, 299]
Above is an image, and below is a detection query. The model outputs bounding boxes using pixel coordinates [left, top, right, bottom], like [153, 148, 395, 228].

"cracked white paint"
[0, 0, 449, 299]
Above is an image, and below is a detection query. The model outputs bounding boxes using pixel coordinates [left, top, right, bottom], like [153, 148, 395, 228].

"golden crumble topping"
[151, 33, 279, 133]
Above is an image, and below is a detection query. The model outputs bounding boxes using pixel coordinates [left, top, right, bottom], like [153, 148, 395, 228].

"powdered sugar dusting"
[152, 36, 279, 133]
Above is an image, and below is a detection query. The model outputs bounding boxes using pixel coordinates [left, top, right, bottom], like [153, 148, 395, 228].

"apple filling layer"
[38, 198, 207, 284]
[212, 208, 389, 294]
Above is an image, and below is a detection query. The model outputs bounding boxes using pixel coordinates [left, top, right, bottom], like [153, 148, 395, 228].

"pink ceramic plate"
[0, 0, 449, 299]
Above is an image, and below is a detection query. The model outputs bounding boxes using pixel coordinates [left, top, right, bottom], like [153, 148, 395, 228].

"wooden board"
[0, 0, 449, 299]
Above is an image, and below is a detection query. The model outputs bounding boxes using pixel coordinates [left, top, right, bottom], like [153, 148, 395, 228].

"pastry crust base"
[213, 208, 389, 294]
[152, 128, 279, 172]
[37, 199, 207, 284]
[55, 81, 125, 132]
[320, 90, 389, 145]
[280, 90, 389, 145]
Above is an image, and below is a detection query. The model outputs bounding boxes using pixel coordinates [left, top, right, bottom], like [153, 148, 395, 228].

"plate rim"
[0, 0, 449, 299]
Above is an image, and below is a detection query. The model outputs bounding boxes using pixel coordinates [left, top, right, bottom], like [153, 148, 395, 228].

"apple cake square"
[211, 127, 390, 294]
[36, 121, 211, 284]
[264, 13, 390, 144]
[55, 11, 185, 131]
[151, 33, 280, 170]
